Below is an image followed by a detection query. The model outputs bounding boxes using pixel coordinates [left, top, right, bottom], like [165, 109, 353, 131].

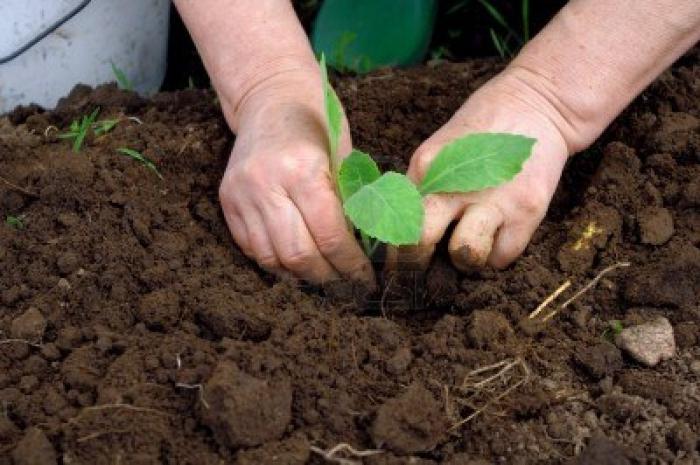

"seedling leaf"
[111, 61, 133, 91]
[344, 172, 423, 245]
[320, 54, 343, 176]
[59, 108, 100, 152]
[419, 133, 535, 195]
[116, 148, 163, 179]
[93, 118, 119, 136]
[338, 150, 381, 201]
[5, 215, 23, 229]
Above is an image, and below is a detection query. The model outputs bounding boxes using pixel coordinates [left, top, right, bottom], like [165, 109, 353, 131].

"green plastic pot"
[311, 0, 437, 73]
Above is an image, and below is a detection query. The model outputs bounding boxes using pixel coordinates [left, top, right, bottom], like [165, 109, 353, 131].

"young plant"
[93, 118, 119, 136]
[58, 108, 121, 152]
[602, 320, 624, 342]
[319, 55, 535, 257]
[111, 61, 134, 91]
[116, 148, 163, 179]
[5, 215, 24, 229]
[58, 108, 100, 152]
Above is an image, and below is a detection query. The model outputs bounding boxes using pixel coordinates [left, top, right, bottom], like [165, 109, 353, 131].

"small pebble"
[386, 347, 413, 375]
[616, 317, 675, 367]
[10, 307, 46, 341]
[40, 343, 61, 361]
[19, 375, 39, 393]
[56, 251, 79, 276]
[690, 360, 700, 376]
[56, 326, 82, 351]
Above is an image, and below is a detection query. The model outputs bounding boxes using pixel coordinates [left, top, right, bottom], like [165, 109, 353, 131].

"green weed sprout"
[111, 61, 134, 91]
[58, 109, 121, 152]
[319, 54, 534, 257]
[5, 215, 24, 229]
[58, 108, 100, 152]
[116, 148, 163, 179]
[93, 118, 119, 136]
[602, 320, 624, 342]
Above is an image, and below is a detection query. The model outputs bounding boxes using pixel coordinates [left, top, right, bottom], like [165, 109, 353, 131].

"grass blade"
[489, 29, 506, 59]
[111, 61, 133, 91]
[116, 148, 163, 179]
[522, 0, 530, 41]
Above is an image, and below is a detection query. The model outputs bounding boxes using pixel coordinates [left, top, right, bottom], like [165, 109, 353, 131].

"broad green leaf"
[319, 54, 343, 175]
[344, 172, 424, 245]
[338, 150, 381, 201]
[419, 133, 535, 195]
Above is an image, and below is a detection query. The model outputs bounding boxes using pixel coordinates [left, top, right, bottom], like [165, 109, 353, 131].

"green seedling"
[319, 55, 535, 256]
[58, 108, 100, 152]
[602, 320, 624, 342]
[58, 108, 122, 152]
[93, 118, 119, 136]
[111, 61, 133, 91]
[116, 148, 163, 179]
[5, 215, 24, 229]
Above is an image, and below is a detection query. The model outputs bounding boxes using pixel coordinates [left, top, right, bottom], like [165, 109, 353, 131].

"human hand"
[218, 71, 374, 285]
[390, 67, 575, 271]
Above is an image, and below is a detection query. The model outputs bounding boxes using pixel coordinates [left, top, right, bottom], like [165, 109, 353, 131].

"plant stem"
[360, 232, 380, 258]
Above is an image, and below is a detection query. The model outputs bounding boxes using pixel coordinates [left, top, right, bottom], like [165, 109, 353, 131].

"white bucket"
[0, 0, 170, 113]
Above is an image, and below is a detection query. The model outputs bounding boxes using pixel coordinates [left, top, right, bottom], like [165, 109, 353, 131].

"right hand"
[218, 71, 374, 286]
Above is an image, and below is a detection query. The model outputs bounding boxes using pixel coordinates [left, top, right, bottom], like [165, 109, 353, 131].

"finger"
[448, 203, 504, 271]
[487, 221, 536, 269]
[290, 181, 375, 286]
[227, 212, 253, 257]
[221, 201, 250, 249]
[387, 194, 463, 271]
[260, 194, 340, 283]
[240, 206, 283, 274]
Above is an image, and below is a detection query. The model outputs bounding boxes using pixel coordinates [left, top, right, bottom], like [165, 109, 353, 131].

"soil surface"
[1, 50, 699, 464]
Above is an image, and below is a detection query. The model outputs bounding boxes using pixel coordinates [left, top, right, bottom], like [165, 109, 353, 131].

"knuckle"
[218, 177, 236, 208]
[513, 183, 549, 219]
[315, 231, 346, 255]
[411, 146, 436, 180]
[279, 248, 315, 270]
[256, 253, 280, 270]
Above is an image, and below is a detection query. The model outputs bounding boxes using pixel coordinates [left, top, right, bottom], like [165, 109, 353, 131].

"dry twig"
[543, 262, 630, 321]
[529, 280, 571, 319]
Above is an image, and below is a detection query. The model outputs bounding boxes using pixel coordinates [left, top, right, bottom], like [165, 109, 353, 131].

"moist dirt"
[1, 51, 699, 464]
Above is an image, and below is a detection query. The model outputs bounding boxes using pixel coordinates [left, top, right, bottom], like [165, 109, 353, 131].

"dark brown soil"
[1, 50, 699, 464]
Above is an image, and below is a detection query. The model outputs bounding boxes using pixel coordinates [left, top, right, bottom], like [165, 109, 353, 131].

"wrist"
[494, 63, 605, 155]
[215, 56, 322, 132]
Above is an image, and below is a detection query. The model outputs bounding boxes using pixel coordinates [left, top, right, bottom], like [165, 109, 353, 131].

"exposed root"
[310, 443, 383, 465]
[450, 357, 531, 431]
[379, 274, 397, 318]
[0, 175, 39, 198]
[69, 403, 169, 424]
[76, 429, 131, 443]
[126, 116, 143, 125]
[0, 338, 42, 348]
[44, 125, 59, 137]
[175, 383, 210, 409]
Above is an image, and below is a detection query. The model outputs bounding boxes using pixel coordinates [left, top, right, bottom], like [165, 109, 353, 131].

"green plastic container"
[311, 0, 437, 73]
